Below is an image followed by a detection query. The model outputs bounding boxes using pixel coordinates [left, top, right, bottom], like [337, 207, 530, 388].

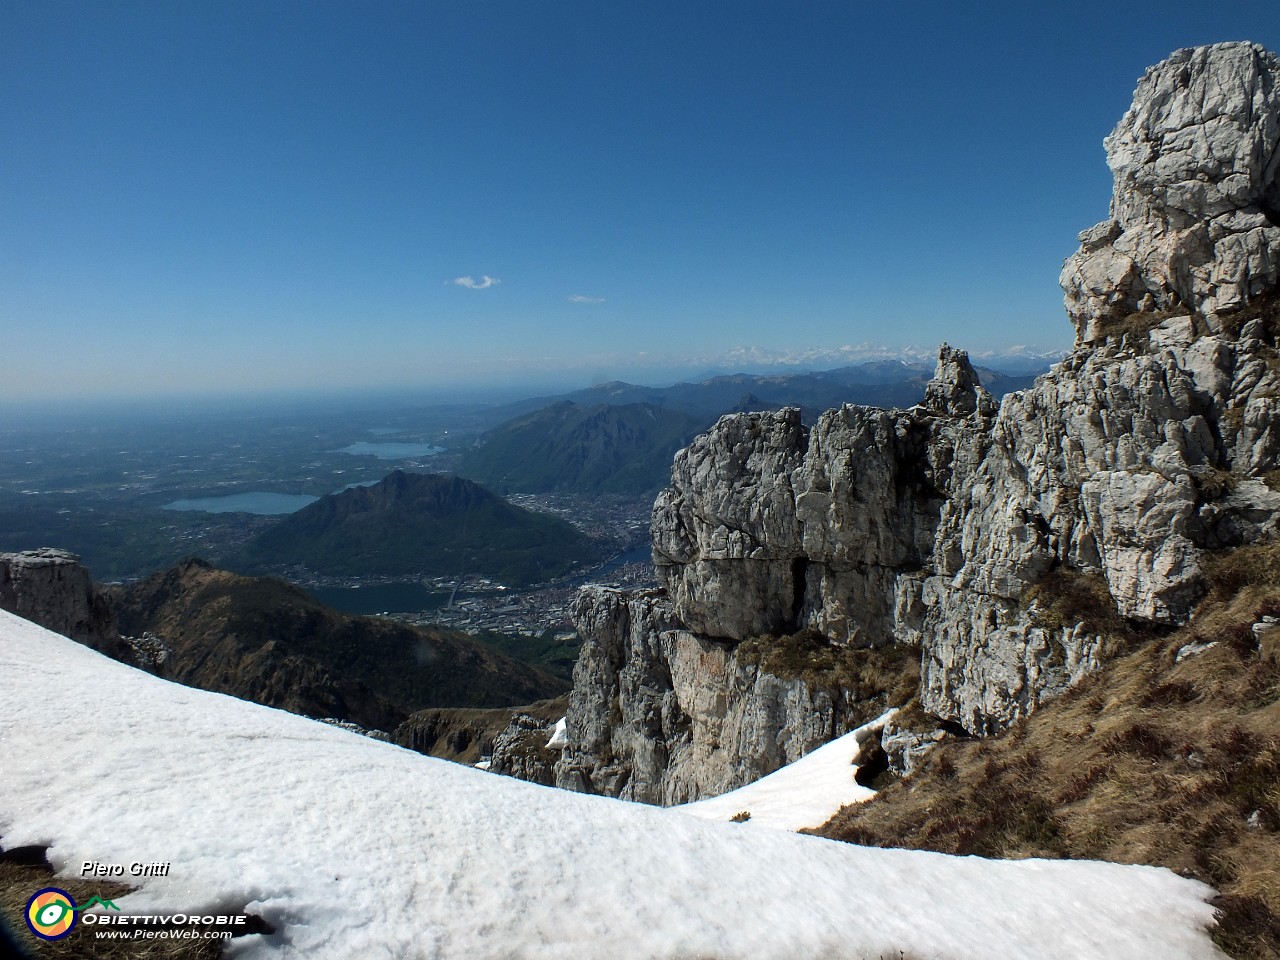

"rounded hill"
[235, 470, 605, 584]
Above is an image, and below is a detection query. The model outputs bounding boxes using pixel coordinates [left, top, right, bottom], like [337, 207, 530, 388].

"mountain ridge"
[234, 470, 606, 584]
[457, 400, 709, 495]
[112, 556, 568, 730]
[488, 360, 1040, 423]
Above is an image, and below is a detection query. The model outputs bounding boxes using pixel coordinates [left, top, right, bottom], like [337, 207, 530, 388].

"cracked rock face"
[0, 549, 121, 656]
[555, 43, 1280, 802]
[553, 587, 869, 804]
[1062, 42, 1280, 341]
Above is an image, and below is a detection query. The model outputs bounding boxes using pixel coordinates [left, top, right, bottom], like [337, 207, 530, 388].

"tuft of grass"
[1193, 467, 1240, 501]
[1202, 541, 1280, 604]
[1021, 566, 1151, 657]
[737, 629, 920, 725]
[1212, 894, 1280, 960]
[1217, 290, 1280, 342]
[1101, 307, 1191, 345]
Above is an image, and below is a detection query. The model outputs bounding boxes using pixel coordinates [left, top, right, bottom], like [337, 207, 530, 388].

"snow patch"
[0, 610, 1222, 960]
[545, 716, 567, 749]
[678, 710, 893, 831]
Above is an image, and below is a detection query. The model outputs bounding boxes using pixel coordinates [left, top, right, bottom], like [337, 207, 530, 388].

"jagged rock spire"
[1061, 42, 1280, 343]
[922, 343, 996, 417]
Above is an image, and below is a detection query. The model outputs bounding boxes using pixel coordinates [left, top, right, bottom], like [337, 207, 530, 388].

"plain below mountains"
[232, 470, 606, 584]
[112, 557, 568, 733]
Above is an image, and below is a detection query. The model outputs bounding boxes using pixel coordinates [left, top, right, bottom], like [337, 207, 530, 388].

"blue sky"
[3, 1, 1278, 402]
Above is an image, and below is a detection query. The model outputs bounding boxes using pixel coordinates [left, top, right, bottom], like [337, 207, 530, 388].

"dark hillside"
[113, 559, 568, 731]
[457, 401, 708, 494]
[233, 470, 605, 583]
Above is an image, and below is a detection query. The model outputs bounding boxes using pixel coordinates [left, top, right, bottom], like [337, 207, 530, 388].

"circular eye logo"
[25, 887, 77, 940]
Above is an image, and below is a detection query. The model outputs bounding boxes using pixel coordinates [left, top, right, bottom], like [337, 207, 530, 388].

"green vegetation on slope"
[818, 541, 1280, 960]
[469, 628, 581, 684]
[456, 401, 709, 494]
[233, 470, 606, 584]
[113, 558, 569, 732]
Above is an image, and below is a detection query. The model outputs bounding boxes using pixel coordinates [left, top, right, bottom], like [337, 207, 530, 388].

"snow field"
[0, 610, 1223, 959]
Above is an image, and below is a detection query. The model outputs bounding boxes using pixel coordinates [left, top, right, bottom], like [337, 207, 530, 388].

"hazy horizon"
[4, 2, 1278, 403]
[0, 342, 1062, 431]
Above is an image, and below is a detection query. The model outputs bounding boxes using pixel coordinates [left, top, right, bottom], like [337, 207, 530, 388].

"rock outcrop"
[488, 713, 563, 787]
[1062, 43, 1280, 341]
[0, 549, 123, 657]
[554, 587, 879, 803]
[556, 42, 1280, 801]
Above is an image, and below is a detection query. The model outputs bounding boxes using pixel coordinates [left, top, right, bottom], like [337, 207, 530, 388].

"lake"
[337, 442, 444, 459]
[162, 492, 319, 515]
[307, 583, 456, 616]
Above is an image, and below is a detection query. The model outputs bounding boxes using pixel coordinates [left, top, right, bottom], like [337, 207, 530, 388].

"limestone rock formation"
[1062, 43, 1280, 341]
[554, 587, 873, 803]
[0, 548, 123, 657]
[556, 42, 1280, 801]
[488, 713, 563, 787]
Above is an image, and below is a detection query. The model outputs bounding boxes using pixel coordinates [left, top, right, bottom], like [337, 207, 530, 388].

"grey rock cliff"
[557, 42, 1280, 800]
[1062, 43, 1280, 342]
[0, 548, 122, 656]
[488, 713, 562, 787]
[554, 587, 873, 803]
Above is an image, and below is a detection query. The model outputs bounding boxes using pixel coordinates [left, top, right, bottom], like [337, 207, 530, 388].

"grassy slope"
[114, 559, 569, 731]
[817, 543, 1280, 959]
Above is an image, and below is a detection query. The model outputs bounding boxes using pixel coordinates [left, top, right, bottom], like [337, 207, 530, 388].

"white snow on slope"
[0, 610, 1222, 960]
[545, 716, 567, 749]
[678, 711, 891, 831]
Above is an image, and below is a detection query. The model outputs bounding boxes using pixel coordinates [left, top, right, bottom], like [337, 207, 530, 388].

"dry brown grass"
[1217, 291, 1280, 342]
[1101, 306, 1192, 345]
[0, 855, 222, 960]
[1022, 567, 1148, 658]
[816, 544, 1280, 959]
[737, 629, 920, 726]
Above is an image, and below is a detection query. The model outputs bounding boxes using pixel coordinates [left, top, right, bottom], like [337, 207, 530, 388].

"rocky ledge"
[0, 548, 123, 657]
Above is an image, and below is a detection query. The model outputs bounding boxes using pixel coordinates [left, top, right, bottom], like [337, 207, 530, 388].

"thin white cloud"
[568, 294, 605, 304]
[451, 275, 501, 290]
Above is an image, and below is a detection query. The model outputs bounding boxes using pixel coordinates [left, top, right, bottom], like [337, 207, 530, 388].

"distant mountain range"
[111, 558, 568, 732]
[454, 360, 1044, 494]
[457, 401, 709, 495]
[233, 470, 606, 584]
[488, 359, 1040, 423]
